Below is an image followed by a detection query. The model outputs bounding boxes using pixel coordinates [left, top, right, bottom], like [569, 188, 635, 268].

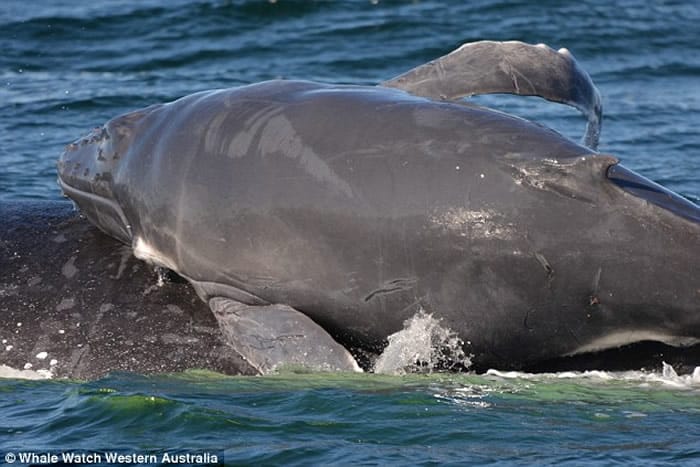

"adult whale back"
[57, 41, 700, 373]
[0, 201, 255, 379]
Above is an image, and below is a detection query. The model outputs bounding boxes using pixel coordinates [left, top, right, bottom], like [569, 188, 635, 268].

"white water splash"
[433, 384, 496, 409]
[485, 361, 700, 389]
[0, 364, 53, 380]
[373, 310, 472, 375]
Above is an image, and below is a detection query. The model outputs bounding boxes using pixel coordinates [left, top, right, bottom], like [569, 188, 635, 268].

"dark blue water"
[2, 0, 700, 465]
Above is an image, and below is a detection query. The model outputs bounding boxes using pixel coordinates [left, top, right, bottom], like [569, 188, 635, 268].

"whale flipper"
[209, 297, 363, 374]
[381, 40, 602, 150]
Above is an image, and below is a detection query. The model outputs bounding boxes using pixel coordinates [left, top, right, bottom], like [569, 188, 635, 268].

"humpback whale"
[2, 202, 698, 378]
[54, 41, 699, 374]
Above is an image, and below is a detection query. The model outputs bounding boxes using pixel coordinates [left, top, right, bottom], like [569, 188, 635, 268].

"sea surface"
[1, 0, 699, 465]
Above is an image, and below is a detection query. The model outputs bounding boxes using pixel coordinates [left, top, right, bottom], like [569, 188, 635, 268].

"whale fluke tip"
[381, 40, 602, 150]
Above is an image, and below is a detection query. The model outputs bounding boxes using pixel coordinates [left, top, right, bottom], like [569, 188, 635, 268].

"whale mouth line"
[523, 340, 700, 374]
[57, 177, 131, 243]
[566, 331, 700, 357]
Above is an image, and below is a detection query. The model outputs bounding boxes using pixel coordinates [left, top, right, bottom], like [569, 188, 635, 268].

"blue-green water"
[2, 0, 700, 464]
[2, 370, 700, 465]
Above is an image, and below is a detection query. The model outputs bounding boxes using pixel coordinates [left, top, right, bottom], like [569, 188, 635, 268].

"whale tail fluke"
[381, 40, 602, 150]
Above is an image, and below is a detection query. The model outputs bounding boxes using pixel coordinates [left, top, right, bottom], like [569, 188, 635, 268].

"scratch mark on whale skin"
[534, 253, 554, 278]
[364, 278, 418, 302]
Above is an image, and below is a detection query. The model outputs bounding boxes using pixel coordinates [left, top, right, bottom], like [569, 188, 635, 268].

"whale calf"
[56, 41, 700, 373]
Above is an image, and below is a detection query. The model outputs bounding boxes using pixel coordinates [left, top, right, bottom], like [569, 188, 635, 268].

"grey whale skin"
[56, 41, 700, 373]
[0, 201, 255, 379]
[2, 202, 698, 378]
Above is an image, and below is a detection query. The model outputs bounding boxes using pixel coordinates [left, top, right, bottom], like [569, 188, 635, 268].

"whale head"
[57, 105, 162, 244]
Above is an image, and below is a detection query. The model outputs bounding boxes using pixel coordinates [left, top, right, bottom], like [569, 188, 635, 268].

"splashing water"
[373, 310, 472, 375]
[484, 361, 700, 389]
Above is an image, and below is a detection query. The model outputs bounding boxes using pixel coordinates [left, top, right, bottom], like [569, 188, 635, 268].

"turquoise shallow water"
[1, 0, 700, 464]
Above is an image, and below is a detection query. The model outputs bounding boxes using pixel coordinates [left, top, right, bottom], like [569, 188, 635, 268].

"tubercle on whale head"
[56, 103, 163, 200]
[57, 123, 131, 244]
[57, 125, 117, 199]
[56, 105, 162, 245]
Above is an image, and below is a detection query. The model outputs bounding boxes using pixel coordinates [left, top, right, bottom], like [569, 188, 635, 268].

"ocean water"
[1, 0, 699, 465]
[1, 369, 700, 465]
